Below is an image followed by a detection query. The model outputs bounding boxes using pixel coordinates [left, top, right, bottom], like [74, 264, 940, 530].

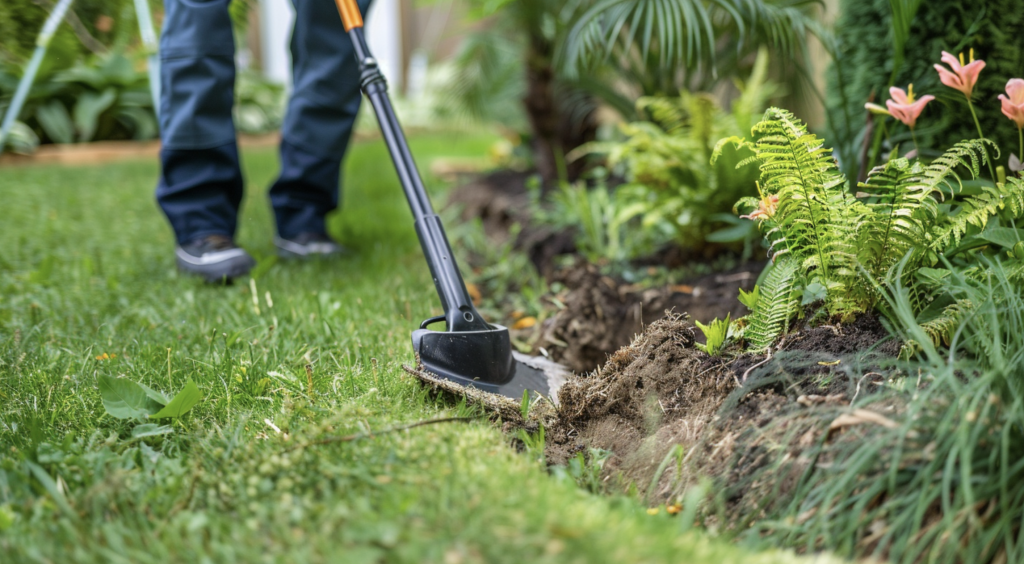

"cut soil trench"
[536, 262, 760, 374]
[546, 312, 901, 526]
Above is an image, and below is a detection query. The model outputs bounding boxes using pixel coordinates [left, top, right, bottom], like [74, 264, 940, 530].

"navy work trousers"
[155, 0, 372, 243]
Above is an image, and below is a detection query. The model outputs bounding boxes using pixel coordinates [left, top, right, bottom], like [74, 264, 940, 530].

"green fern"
[728, 109, 1022, 349]
[745, 257, 801, 351]
[856, 140, 990, 283]
[922, 300, 974, 346]
[743, 108, 868, 317]
[858, 158, 937, 279]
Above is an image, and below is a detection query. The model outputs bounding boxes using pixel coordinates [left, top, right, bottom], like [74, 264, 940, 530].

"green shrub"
[574, 49, 774, 253]
[0, 0, 136, 64]
[1, 51, 157, 144]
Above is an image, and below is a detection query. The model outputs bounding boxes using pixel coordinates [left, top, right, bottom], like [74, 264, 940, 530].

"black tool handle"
[341, 24, 488, 333]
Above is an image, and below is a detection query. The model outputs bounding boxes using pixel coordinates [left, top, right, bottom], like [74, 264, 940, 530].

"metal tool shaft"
[344, 25, 487, 333]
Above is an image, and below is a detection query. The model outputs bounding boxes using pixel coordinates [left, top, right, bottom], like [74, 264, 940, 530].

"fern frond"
[921, 300, 974, 346]
[712, 136, 754, 166]
[745, 257, 801, 351]
[636, 95, 688, 133]
[920, 139, 994, 198]
[899, 299, 974, 358]
[858, 157, 937, 280]
[929, 177, 1024, 251]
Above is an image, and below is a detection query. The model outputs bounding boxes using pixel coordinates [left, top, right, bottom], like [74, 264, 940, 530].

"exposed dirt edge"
[545, 312, 901, 528]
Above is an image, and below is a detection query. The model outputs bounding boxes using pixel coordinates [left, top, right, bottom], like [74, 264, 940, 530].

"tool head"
[412, 324, 568, 402]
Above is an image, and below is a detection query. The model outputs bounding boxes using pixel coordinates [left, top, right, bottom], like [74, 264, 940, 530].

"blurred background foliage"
[4, 0, 1024, 197]
[438, 0, 827, 187]
[827, 0, 1024, 180]
[0, 0, 281, 153]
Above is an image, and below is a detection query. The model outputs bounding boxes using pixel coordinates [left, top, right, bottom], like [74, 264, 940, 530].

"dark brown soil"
[447, 170, 530, 236]
[782, 313, 901, 357]
[548, 313, 736, 490]
[539, 262, 761, 374]
[546, 311, 902, 523]
[446, 169, 576, 276]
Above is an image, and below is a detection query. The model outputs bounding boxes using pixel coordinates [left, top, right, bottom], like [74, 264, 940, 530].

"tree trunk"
[523, 33, 561, 189]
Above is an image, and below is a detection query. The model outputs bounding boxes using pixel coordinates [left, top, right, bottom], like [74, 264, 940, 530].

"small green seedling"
[738, 286, 759, 310]
[695, 314, 731, 356]
[520, 389, 531, 420]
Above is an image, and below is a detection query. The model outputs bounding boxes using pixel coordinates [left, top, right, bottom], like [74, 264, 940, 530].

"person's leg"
[156, 0, 243, 244]
[269, 0, 373, 245]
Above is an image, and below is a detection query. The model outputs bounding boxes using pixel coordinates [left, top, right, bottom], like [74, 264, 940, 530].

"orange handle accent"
[335, 0, 364, 31]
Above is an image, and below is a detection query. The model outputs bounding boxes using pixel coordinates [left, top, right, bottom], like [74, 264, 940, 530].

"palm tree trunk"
[523, 32, 561, 189]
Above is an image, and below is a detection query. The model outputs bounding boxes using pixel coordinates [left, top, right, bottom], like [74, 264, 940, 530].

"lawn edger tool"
[333, 0, 567, 402]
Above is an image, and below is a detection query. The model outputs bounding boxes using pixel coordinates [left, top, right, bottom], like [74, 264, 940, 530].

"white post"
[259, 0, 295, 86]
[133, 0, 161, 116]
[258, 0, 402, 91]
[366, 0, 402, 91]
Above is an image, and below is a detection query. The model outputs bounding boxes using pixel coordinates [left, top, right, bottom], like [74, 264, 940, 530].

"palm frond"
[559, 0, 824, 84]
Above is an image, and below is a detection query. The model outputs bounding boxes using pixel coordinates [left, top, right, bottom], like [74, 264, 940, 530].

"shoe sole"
[176, 249, 256, 283]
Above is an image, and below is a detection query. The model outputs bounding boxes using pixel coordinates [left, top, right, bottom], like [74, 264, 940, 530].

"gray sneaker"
[274, 232, 346, 258]
[175, 235, 255, 283]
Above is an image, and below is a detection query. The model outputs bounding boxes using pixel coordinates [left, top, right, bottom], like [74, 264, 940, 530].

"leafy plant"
[533, 172, 664, 264]
[559, 0, 827, 99]
[234, 70, 286, 135]
[557, 448, 612, 494]
[98, 374, 202, 425]
[444, 0, 831, 186]
[575, 49, 774, 251]
[737, 285, 760, 310]
[695, 314, 731, 356]
[719, 107, 1024, 346]
[1, 51, 156, 145]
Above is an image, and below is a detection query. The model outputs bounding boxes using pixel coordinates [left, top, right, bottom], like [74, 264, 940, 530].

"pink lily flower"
[934, 49, 985, 100]
[741, 194, 779, 222]
[999, 78, 1024, 129]
[885, 85, 934, 129]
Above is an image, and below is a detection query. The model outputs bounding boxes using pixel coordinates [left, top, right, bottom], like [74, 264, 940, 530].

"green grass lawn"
[0, 133, 809, 563]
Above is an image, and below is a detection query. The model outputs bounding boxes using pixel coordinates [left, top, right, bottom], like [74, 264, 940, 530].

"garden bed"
[442, 167, 920, 541]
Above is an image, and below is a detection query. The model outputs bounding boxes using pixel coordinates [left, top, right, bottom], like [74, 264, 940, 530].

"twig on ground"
[740, 348, 773, 385]
[851, 372, 884, 404]
[283, 416, 481, 452]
